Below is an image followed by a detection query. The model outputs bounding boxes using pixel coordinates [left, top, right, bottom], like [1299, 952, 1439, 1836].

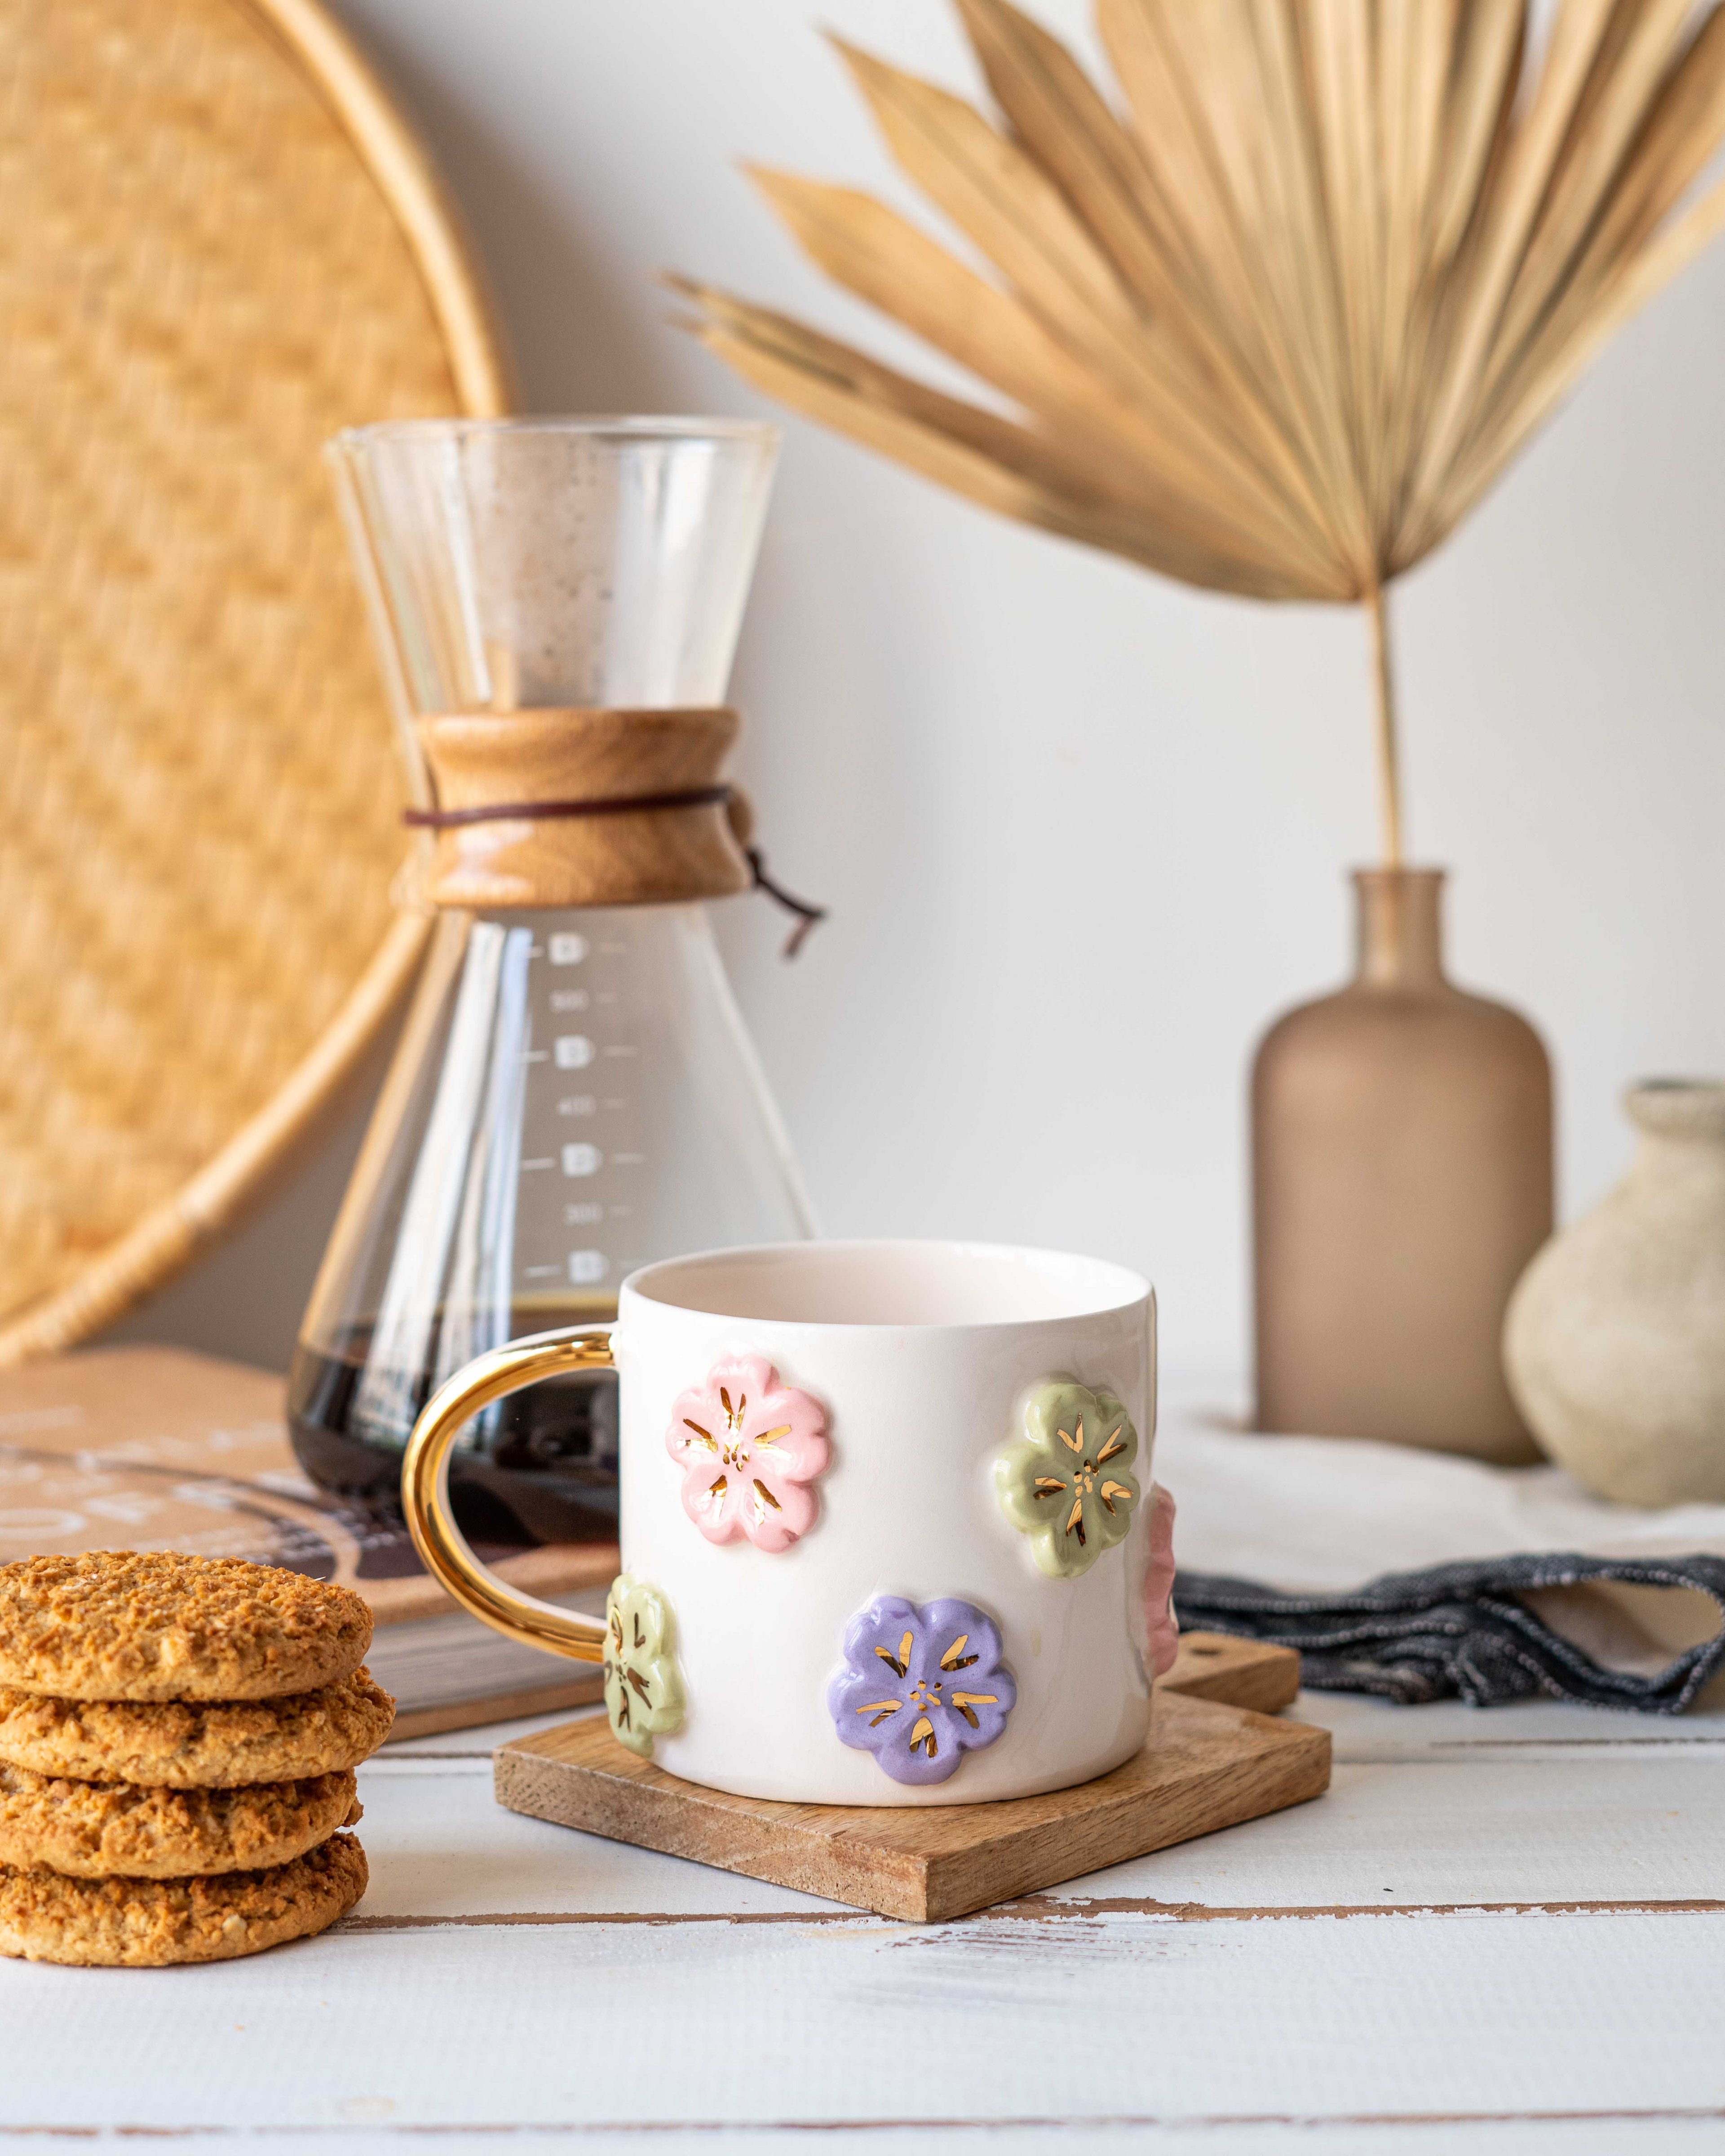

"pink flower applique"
[665, 1354, 830, 1552]
[1145, 1483, 1179, 1678]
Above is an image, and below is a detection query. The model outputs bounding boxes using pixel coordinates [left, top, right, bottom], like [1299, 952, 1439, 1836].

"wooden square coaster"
[494, 1634, 1328, 1923]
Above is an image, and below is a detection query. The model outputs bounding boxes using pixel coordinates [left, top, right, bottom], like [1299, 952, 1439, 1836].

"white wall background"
[111, 0, 1725, 1386]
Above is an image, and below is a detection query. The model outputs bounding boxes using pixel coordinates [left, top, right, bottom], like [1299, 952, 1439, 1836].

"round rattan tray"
[0, 0, 509, 1363]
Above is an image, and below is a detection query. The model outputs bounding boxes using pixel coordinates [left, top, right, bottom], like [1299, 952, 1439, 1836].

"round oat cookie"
[0, 1761, 360, 1878]
[0, 1669, 395, 1787]
[0, 1553, 372, 1702]
[0, 1830, 368, 1966]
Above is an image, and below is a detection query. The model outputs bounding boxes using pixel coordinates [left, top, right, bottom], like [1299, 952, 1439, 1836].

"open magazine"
[0, 1344, 612, 1738]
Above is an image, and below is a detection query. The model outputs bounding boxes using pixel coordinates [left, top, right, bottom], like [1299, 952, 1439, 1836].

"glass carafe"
[288, 420, 815, 1543]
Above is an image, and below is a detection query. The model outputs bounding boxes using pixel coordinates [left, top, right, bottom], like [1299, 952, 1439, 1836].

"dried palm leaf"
[677, 0, 1725, 862]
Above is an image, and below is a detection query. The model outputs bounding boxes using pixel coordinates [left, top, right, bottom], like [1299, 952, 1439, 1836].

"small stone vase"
[1505, 1080, 1725, 1506]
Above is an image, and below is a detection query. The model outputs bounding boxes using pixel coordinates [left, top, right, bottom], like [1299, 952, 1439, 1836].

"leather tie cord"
[741, 846, 827, 960]
[403, 786, 827, 959]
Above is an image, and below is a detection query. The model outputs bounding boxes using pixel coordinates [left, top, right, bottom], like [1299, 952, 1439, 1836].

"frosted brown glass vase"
[1252, 869, 1553, 1460]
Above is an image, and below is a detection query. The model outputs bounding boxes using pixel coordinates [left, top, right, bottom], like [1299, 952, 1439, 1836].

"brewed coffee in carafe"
[289, 420, 814, 1542]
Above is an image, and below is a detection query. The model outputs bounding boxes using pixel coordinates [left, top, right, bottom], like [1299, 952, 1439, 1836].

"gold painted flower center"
[683, 1384, 793, 1476]
[1029, 1415, 1134, 1545]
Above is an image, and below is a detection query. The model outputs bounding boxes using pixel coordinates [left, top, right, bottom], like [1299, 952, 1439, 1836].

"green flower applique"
[995, 1378, 1141, 1579]
[602, 1573, 685, 1758]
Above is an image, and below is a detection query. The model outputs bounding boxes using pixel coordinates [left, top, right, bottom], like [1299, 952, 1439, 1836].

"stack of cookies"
[0, 1552, 394, 1967]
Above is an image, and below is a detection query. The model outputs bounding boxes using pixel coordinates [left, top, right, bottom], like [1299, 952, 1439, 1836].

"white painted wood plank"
[1302, 1690, 1725, 1763]
[10, 1686, 1714, 2141]
[1039, 1755, 1725, 1912]
[152, 2121, 1725, 2156]
[350, 1748, 1725, 1921]
[354, 1754, 831, 1920]
[1, 1910, 1722, 2132]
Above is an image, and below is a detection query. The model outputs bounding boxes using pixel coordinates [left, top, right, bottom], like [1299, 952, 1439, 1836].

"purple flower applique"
[827, 1595, 1016, 1787]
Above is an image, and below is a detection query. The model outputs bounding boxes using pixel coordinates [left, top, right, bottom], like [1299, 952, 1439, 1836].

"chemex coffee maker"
[288, 419, 818, 1545]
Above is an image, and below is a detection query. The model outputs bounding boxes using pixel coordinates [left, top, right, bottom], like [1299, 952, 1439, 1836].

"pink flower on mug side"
[1145, 1483, 1179, 1678]
[665, 1353, 830, 1552]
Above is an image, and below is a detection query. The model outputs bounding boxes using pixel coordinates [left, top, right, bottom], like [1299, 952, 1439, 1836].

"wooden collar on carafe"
[408, 706, 753, 910]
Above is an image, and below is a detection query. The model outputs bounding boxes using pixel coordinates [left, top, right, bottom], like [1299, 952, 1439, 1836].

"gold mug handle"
[400, 1325, 616, 1664]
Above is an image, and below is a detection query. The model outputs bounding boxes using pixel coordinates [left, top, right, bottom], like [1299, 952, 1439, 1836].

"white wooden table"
[4, 1686, 1723, 2152]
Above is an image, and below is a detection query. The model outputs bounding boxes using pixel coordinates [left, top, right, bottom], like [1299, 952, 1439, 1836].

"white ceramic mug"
[403, 1239, 1163, 1805]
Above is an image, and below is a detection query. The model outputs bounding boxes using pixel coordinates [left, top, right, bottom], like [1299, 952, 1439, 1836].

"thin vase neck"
[1625, 1081, 1725, 1175]
[1352, 867, 1447, 989]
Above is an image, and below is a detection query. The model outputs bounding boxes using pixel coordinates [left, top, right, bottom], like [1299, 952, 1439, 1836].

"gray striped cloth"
[1175, 1552, 1725, 1712]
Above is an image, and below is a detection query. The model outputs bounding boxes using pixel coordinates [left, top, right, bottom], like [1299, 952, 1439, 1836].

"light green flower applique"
[995, 1378, 1141, 1579]
[602, 1573, 684, 1758]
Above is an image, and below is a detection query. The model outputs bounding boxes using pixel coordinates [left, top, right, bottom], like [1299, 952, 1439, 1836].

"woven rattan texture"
[0, 0, 473, 1340]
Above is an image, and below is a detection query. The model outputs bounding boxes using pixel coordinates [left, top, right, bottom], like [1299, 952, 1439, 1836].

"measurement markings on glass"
[524, 1265, 562, 1281]
[519, 1158, 553, 1172]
